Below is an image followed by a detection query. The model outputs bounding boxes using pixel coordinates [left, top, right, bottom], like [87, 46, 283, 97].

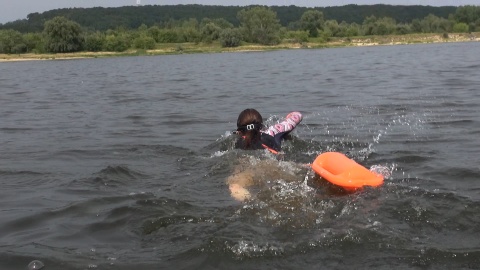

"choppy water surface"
[1, 42, 480, 270]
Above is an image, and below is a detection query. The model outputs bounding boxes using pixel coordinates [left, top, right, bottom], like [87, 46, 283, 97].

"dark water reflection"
[1, 42, 480, 269]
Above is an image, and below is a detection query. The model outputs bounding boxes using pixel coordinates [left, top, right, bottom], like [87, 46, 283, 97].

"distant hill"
[0, 4, 457, 33]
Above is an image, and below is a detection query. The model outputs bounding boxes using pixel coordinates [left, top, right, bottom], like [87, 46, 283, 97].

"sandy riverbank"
[1, 32, 478, 63]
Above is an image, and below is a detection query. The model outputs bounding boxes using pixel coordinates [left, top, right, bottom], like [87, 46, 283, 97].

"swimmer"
[234, 109, 302, 154]
[228, 109, 303, 201]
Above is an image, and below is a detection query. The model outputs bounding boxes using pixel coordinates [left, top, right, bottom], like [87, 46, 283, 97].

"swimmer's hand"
[229, 183, 251, 202]
[226, 170, 254, 202]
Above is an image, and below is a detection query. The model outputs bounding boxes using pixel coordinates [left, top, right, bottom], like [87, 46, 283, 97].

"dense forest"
[0, 4, 479, 55]
[0, 4, 458, 33]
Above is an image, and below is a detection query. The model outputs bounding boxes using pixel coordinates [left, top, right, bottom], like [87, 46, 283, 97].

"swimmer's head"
[236, 108, 263, 149]
[236, 108, 263, 132]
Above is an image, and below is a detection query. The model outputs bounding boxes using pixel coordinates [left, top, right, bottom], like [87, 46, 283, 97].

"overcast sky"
[1, 0, 478, 24]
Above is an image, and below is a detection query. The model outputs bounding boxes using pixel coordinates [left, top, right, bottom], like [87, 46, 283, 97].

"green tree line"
[0, 5, 479, 54]
[0, 4, 458, 33]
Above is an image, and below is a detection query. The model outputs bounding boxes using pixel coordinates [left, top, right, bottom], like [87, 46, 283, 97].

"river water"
[1, 42, 479, 269]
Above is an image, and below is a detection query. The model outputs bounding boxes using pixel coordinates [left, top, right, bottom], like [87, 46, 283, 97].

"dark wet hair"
[236, 108, 263, 149]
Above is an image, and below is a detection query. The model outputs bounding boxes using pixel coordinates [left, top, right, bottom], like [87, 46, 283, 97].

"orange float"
[311, 152, 384, 191]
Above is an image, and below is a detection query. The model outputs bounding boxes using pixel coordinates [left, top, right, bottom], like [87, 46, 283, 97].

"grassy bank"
[1, 32, 478, 62]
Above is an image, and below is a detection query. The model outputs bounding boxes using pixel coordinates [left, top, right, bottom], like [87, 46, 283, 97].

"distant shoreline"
[1, 33, 478, 63]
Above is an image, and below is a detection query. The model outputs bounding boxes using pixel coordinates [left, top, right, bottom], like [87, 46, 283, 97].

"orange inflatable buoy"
[311, 152, 384, 191]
